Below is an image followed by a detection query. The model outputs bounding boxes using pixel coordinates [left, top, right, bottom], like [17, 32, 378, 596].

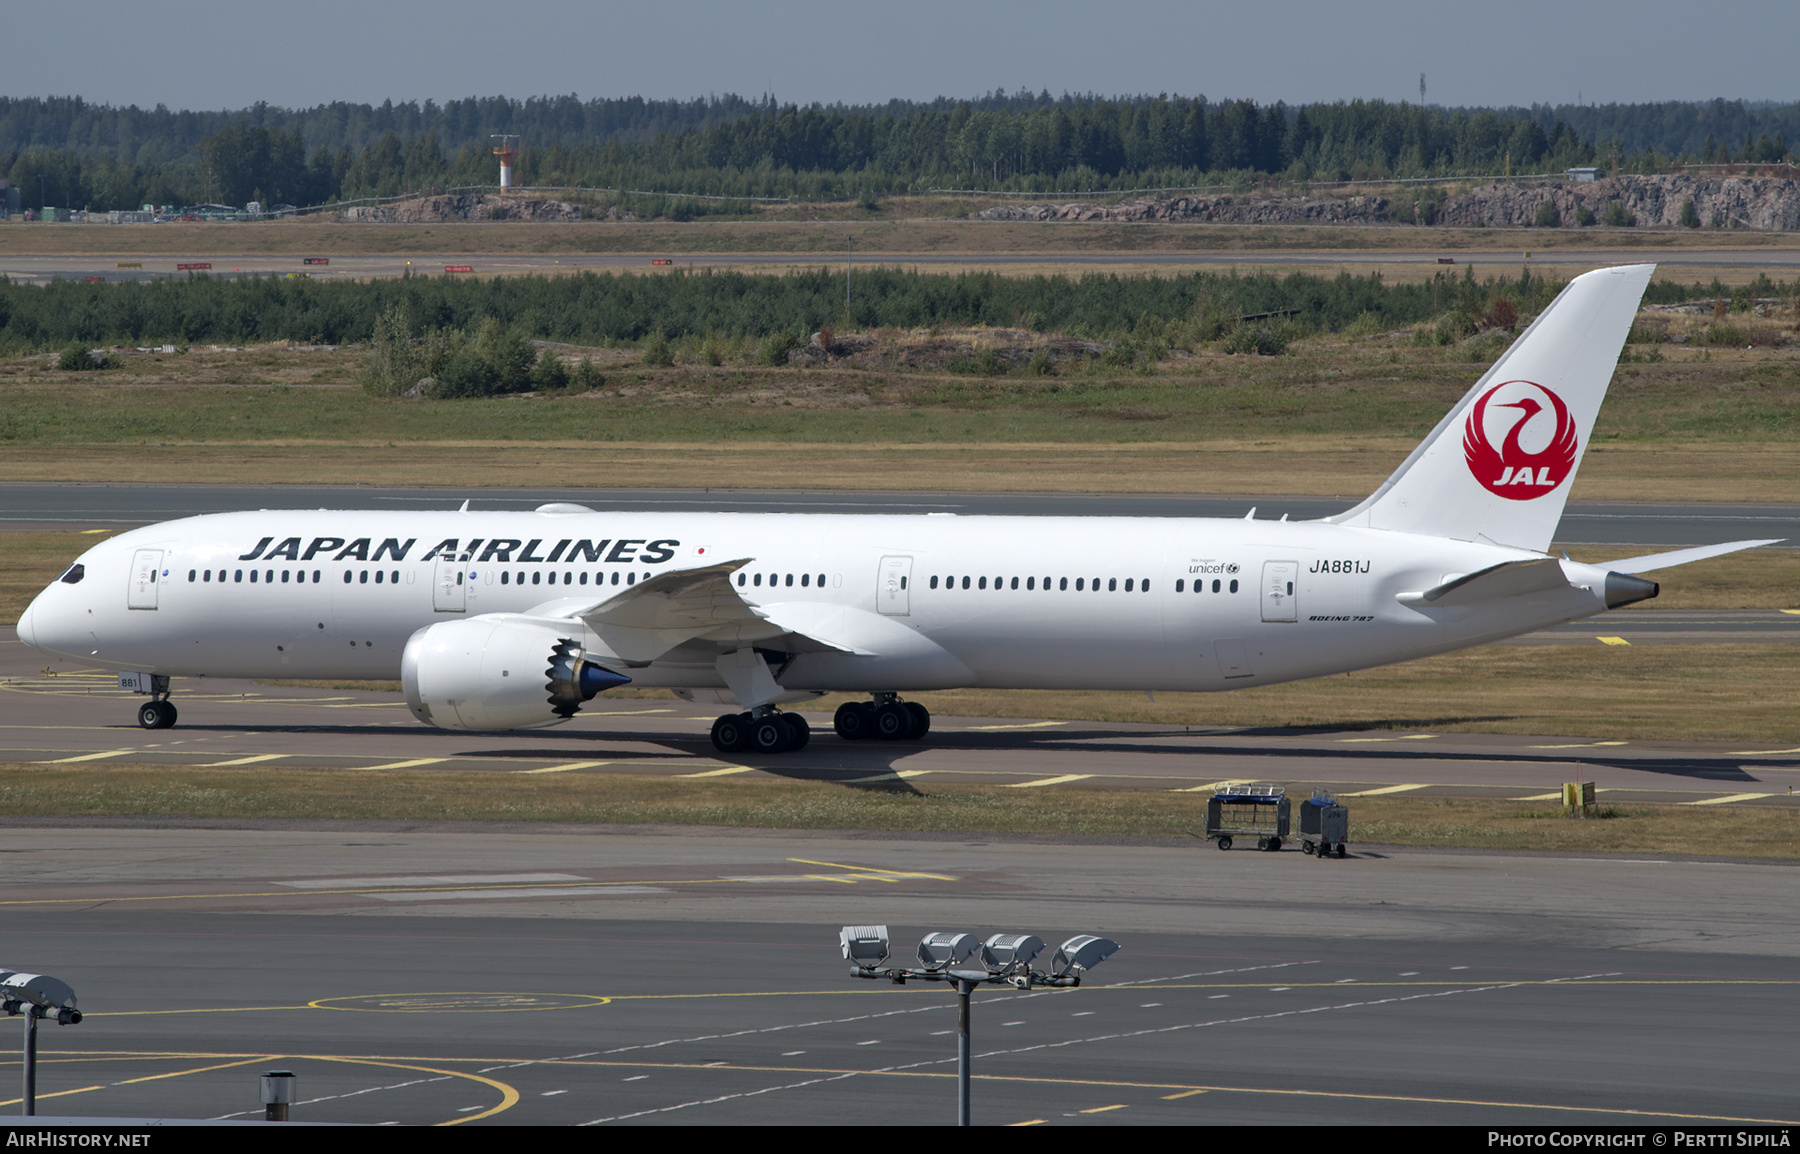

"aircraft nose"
[14, 600, 34, 649]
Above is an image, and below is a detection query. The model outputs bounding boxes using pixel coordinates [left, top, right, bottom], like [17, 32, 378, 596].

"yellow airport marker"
[1007, 1120, 1048, 1127]
[682, 765, 757, 778]
[1781, 610, 1800, 615]
[357, 758, 448, 770]
[1727, 748, 1800, 756]
[518, 761, 611, 775]
[48, 749, 136, 763]
[1162, 1089, 1210, 1100]
[1684, 793, 1776, 806]
[1080, 1104, 1128, 1113]
[961, 721, 1066, 731]
[1338, 734, 1434, 743]
[201, 754, 288, 767]
[1346, 783, 1430, 796]
[1530, 742, 1627, 749]
[1008, 774, 1093, 788]
[1596, 636, 1631, 646]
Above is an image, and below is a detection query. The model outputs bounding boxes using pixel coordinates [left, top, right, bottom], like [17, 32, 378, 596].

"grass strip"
[0, 766, 1792, 859]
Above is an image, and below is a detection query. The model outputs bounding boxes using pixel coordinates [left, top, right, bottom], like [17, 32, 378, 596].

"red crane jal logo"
[1461, 380, 1579, 500]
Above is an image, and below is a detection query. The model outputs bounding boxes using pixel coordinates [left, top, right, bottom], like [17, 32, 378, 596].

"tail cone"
[1604, 572, 1660, 609]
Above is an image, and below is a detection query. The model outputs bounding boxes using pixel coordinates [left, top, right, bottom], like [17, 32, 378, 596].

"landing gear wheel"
[834, 702, 874, 741]
[137, 700, 176, 730]
[874, 702, 914, 740]
[711, 712, 751, 754]
[904, 702, 931, 739]
[1303, 840, 1316, 856]
[1217, 836, 1233, 851]
[783, 713, 811, 751]
[1255, 837, 1269, 851]
[1267, 837, 1282, 852]
[1335, 843, 1348, 859]
[750, 715, 792, 754]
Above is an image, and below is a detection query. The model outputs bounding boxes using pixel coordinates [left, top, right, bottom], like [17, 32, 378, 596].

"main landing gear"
[710, 708, 811, 755]
[833, 694, 930, 743]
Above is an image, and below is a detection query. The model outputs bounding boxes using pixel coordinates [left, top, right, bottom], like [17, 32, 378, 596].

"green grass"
[0, 766, 1792, 858]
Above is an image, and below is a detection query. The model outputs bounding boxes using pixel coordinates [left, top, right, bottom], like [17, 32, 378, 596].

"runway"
[0, 824, 1794, 1126]
[5, 245, 1800, 286]
[5, 483, 1798, 550]
[5, 638, 1796, 806]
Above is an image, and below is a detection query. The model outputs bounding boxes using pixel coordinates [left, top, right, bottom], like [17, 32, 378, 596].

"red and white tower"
[490, 135, 520, 189]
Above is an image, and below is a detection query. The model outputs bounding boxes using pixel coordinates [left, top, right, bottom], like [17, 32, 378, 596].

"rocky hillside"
[341, 193, 585, 223]
[974, 173, 1800, 231]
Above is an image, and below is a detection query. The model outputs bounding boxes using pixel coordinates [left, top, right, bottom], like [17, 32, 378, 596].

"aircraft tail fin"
[1326, 264, 1655, 553]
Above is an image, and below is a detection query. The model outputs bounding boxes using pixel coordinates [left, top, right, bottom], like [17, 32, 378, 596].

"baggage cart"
[1299, 789, 1349, 859]
[1205, 784, 1290, 851]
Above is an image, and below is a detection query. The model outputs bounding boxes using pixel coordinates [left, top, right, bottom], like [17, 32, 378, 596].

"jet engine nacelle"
[401, 615, 631, 731]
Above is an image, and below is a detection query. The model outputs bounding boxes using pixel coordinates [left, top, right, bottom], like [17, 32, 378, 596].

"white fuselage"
[18, 508, 1616, 697]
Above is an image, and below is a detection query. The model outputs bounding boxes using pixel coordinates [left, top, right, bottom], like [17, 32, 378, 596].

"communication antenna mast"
[491, 135, 521, 190]
[1419, 73, 1426, 107]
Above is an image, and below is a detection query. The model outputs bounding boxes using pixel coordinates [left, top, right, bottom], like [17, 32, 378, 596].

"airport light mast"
[491, 135, 521, 190]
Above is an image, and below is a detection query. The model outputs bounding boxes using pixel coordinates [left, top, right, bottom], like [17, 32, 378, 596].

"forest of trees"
[1, 92, 1794, 215]
[0, 264, 1772, 356]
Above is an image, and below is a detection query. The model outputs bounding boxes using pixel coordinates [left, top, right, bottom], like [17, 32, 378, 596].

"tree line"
[1, 264, 1767, 357]
[5, 93, 1797, 214]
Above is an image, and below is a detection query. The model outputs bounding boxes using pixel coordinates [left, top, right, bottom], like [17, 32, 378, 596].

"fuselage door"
[877, 555, 912, 616]
[1261, 560, 1298, 622]
[433, 557, 467, 612]
[127, 549, 164, 610]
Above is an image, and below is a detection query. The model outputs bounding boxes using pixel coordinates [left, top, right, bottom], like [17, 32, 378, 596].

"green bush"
[1223, 325, 1289, 356]
[757, 330, 799, 366]
[1025, 349, 1054, 376]
[1533, 200, 1561, 228]
[57, 341, 108, 371]
[570, 356, 606, 392]
[1603, 201, 1636, 227]
[1680, 198, 1701, 228]
[433, 317, 536, 398]
[356, 307, 417, 396]
[531, 348, 571, 392]
[1576, 205, 1596, 227]
[641, 332, 674, 365]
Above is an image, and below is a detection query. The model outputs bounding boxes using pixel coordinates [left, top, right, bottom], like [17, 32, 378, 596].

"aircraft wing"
[1592, 539, 1784, 574]
[525, 559, 859, 663]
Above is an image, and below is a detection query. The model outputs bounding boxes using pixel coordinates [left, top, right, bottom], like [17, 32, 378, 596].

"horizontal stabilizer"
[1403, 557, 1571, 607]
[1594, 539, 1784, 574]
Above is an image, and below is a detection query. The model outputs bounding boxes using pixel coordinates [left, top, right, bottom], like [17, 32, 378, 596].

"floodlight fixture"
[839, 925, 891, 972]
[1050, 935, 1121, 982]
[0, 969, 82, 1116]
[915, 931, 979, 973]
[979, 933, 1045, 981]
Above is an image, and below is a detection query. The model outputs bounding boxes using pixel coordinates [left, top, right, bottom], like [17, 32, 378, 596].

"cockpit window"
[59, 563, 85, 585]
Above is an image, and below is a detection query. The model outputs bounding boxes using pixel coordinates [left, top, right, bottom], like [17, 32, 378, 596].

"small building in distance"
[1566, 167, 1600, 183]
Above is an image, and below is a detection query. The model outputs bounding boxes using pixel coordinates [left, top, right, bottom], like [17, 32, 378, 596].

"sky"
[4, 0, 1796, 111]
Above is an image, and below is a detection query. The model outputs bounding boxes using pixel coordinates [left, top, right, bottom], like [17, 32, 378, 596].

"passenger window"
[375, 571, 383, 584]
[1230, 579, 1239, 593]
[516, 571, 524, 585]
[313, 570, 321, 582]
[930, 576, 938, 589]
[802, 573, 811, 587]
[187, 569, 196, 582]
[250, 570, 258, 584]
[1010, 577, 1018, 590]
[1111, 578, 1119, 592]
[786, 573, 794, 587]
[501, 572, 510, 585]
[580, 572, 588, 585]
[1142, 580, 1150, 592]
[900, 576, 907, 589]
[340, 571, 349, 584]
[295, 570, 304, 583]
[611, 572, 620, 586]
[628, 572, 637, 585]
[978, 576, 987, 590]
[1075, 578, 1083, 591]
[961, 576, 970, 590]
[1212, 579, 1221, 593]
[1059, 577, 1067, 590]
[1176, 579, 1184, 592]
[532, 572, 541, 585]
[359, 570, 368, 584]
[754, 573, 762, 587]
[456, 572, 464, 585]
[737, 573, 746, 586]
[203, 570, 211, 582]
[817, 573, 825, 587]
[281, 570, 289, 583]
[266, 570, 273, 583]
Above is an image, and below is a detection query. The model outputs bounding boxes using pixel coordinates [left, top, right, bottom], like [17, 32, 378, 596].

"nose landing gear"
[129, 674, 177, 729]
[833, 694, 930, 742]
